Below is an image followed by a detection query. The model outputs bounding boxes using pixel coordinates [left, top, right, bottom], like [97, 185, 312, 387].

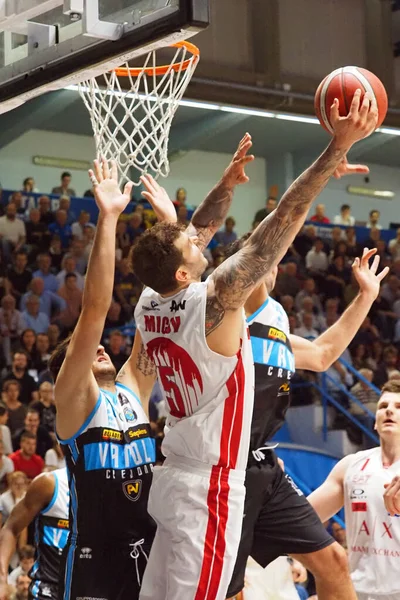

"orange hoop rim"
[113, 41, 200, 78]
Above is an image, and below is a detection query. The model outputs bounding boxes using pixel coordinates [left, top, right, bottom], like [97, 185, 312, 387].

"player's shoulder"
[341, 447, 379, 473]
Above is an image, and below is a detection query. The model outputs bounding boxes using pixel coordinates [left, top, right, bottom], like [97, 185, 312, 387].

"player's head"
[130, 222, 207, 294]
[375, 381, 400, 439]
[225, 233, 278, 292]
[49, 336, 116, 384]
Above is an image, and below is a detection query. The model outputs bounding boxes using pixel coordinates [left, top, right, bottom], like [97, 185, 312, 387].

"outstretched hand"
[89, 158, 133, 216]
[330, 89, 378, 151]
[384, 476, 400, 516]
[140, 174, 177, 223]
[222, 133, 255, 187]
[333, 156, 370, 179]
[352, 247, 389, 299]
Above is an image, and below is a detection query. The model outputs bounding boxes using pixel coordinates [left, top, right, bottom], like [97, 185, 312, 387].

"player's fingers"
[240, 155, 255, 166]
[93, 159, 103, 183]
[88, 169, 99, 187]
[369, 254, 380, 274]
[377, 266, 390, 282]
[358, 92, 372, 121]
[349, 89, 362, 116]
[110, 160, 118, 181]
[330, 98, 340, 124]
[102, 157, 110, 180]
[123, 181, 133, 198]
[344, 164, 370, 174]
[352, 257, 360, 270]
[361, 247, 376, 262]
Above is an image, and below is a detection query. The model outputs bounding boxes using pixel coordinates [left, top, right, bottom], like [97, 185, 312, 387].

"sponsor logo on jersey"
[144, 315, 181, 334]
[278, 382, 290, 395]
[84, 437, 156, 471]
[57, 519, 69, 529]
[41, 586, 52, 598]
[126, 427, 148, 440]
[350, 488, 367, 500]
[79, 547, 92, 559]
[142, 301, 160, 312]
[170, 300, 186, 313]
[122, 479, 142, 502]
[351, 473, 372, 485]
[352, 501, 367, 512]
[43, 525, 69, 549]
[102, 429, 123, 442]
[285, 475, 303, 497]
[268, 327, 287, 343]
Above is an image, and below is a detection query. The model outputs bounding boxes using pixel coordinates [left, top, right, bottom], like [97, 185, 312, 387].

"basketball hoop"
[79, 41, 200, 185]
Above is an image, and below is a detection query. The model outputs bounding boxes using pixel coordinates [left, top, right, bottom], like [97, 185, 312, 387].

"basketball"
[314, 66, 388, 134]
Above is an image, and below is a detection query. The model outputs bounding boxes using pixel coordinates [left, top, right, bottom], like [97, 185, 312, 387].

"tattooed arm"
[186, 133, 254, 250]
[117, 329, 156, 416]
[206, 91, 378, 337]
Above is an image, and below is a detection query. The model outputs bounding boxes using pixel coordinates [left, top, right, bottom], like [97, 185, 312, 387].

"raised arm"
[0, 473, 54, 600]
[209, 91, 377, 315]
[186, 133, 254, 250]
[307, 455, 353, 523]
[54, 160, 132, 440]
[292, 248, 389, 371]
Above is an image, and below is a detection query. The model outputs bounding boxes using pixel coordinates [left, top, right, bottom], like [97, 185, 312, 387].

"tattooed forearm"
[135, 343, 156, 377]
[188, 180, 234, 250]
[205, 296, 225, 336]
[213, 140, 348, 310]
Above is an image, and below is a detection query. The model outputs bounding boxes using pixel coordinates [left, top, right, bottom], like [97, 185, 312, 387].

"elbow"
[312, 347, 330, 373]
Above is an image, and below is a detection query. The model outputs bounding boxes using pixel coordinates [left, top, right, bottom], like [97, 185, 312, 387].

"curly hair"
[48, 334, 72, 382]
[129, 222, 185, 294]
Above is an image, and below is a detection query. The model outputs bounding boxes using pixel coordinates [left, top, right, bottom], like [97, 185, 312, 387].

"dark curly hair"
[48, 334, 72, 382]
[129, 222, 185, 294]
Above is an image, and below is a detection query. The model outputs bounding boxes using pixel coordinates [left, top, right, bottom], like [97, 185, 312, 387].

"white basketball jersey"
[135, 282, 254, 469]
[42, 468, 69, 521]
[344, 447, 400, 596]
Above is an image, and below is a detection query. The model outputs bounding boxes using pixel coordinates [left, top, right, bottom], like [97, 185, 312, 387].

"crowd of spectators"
[0, 172, 398, 598]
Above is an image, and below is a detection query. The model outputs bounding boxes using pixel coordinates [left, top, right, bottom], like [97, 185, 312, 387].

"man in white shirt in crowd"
[333, 204, 355, 226]
[0, 204, 26, 260]
[294, 312, 319, 340]
[71, 211, 93, 240]
[56, 256, 84, 290]
[306, 238, 329, 273]
[367, 209, 382, 230]
[21, 296, 49, 335]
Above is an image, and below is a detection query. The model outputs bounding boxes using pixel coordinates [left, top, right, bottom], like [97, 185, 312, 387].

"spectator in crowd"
[344, 271, 362, 306]
[18, 329, 39, 370]
[0, 296, 25, 366]
[104, 300, 126, 330]
[367, 339, 384, 372]
[58, 196, 77, 225]
[352, 316, 380, 348]
[24, 208, 49, 258]
[280, 294, 295, 315]
[11, 573, 31, 600]
[12, 408, 52, 459]
[310, 203, 330, 224]
[373, 345, 399, 388]
[333, 204, 355, 226]
[51, 171, 76, 197]
[20, 295, 49, 335]
[294, 312, 319, 339]
[0, 471, 28, 523]
[295, 278, 323, 313]
[253, 196, 277, 228]
[306, 238, 329, 275]
[48, 210, 72, 250]
[325, 255, 350, 301]
[0, 204, 26, 260]
[8, 546, 35, 587]
[22, 178, 37, 194]
[82, 224, 95, 261]
[116, 220, 131, 260]
[0, 406, 13, 455]
[57, 272, 82, 331]
[33, 254, 59, 294]
[381, 274, 400, 306]
[21, 278, 65, 320]
[330, 226, 344, 250]
[48, 236, 63, 272]
[292, 224, 317, 259]
[174, 187, 187, 207]
[324, 297, 340, 324]
[7, 194, 25, 219]
[274, 261, 301, 297]
[37, 196, 54, 226]
[0, 440, 14, 493]
[215, 216, 237, 247]
[349, 368, 379, 435]
[350, 343, 370, 371]
[71, 210, 92, 240]
[113, 258, 142, 322]
[7, 253, 32, 307]
[45, 440, 65, 470]
[365, 227, 381, 250]
[34, 334, 51, 373]
[369, 290, 398, 341]
[344, 226, 359, 257]
[127, 212, 145, 242]
[367, 209, 382, 230]
[9, 432, 44, 480]
[389, 228, 400, 261]
[298, 296, 326, 333]
[2, 381, 26, 436]
[3, 352, 37, 406]
[47, 324, 60, 353]
[68, 239, 87, 275]
[30, 382, 55, 435]
[176, 204, 189, 227]
[56, 256, 84, 291]
[104, 330, 127, 373]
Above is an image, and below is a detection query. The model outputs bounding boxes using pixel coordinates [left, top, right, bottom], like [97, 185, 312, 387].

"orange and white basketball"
[314, 66, 388, 134]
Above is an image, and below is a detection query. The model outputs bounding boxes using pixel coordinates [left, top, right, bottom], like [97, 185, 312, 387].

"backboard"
[0, 0, 209, 113]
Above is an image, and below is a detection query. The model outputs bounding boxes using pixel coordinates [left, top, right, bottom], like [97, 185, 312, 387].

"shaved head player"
[130, 90, 378, 600]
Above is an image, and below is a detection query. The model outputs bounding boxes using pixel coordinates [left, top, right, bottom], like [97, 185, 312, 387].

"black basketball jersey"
[30, 468, 69, 599]
[248, 297, 295, 451]
[59, 383, 156, 547]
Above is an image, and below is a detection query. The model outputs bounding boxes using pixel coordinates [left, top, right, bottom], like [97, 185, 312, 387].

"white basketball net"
[79, 43, 199, 185]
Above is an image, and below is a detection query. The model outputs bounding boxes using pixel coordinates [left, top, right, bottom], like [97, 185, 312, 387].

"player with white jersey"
[0, 469, 69, 600]
[130, 94, 378, 600]
[309, 380, 400, 600]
